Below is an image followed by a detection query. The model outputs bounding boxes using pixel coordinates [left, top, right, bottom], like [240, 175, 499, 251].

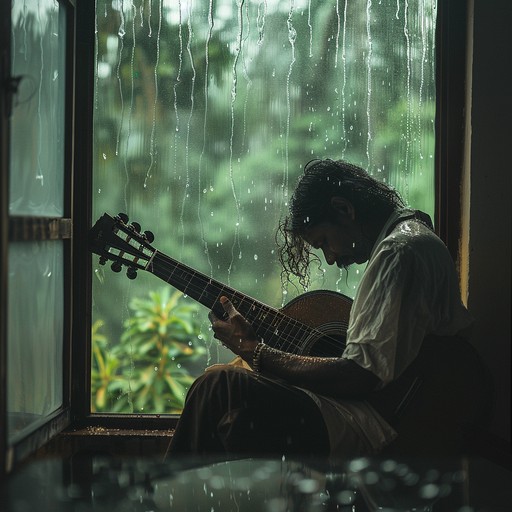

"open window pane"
[92, 0, 436, 414]
[10, 0, 66, 217]
[7, 241, 64, 443]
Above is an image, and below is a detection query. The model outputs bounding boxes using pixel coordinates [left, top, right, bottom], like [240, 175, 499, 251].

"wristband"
[252, 342, 265, 373]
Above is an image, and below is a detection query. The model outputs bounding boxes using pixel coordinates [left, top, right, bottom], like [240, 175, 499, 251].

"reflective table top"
[1, 454, 511, 511]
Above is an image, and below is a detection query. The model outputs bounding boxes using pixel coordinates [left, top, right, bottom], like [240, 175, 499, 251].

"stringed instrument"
[89, 212, 351, 358]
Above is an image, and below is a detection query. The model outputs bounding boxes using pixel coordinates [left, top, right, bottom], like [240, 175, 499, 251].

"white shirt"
[310, 209, 473, 457]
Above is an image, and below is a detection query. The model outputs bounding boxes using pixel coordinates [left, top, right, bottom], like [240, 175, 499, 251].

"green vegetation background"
[91, 0, 436, 414]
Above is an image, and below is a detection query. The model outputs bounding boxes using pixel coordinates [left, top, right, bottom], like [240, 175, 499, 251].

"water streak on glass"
[417, 0, 426, 164]
[307, 0, 312, 57]
[198, 0, 215, 280]
[240, 2, 253, 156]
[146, 0, 153, 36]
[122, 2, 137, 212]
[365, 0, 372, 170]
[94, 0, 99, 110]
[341, 0, 348, 158]
[403, 0, 412, 200]
[284, 0, 297, 196]
[257, 0, 267, 47]
[115, 1, 126, 158]
[173, 1, 184, 177]
[227, 0, 245, 284]
[36, 1, 45, 186]
[179, 0, 196, 250]
[334, 0, 340, 68]
[144, 0, 163, 189]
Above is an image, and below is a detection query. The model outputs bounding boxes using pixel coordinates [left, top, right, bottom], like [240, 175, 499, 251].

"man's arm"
[210, 296, 381, 399]
[256, 344, 381, 398]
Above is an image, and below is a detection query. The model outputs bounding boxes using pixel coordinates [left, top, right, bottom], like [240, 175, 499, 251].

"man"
[168, 159, 473, 459]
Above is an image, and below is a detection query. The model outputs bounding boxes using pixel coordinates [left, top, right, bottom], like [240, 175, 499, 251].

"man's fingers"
[220, 296, 237, 319]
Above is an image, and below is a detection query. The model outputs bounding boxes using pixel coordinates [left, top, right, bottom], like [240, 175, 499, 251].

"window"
[1, 0, 74, 470]
[91, 0, 437, 416]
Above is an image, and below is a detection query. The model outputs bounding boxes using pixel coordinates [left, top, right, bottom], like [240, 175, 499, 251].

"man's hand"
[209, 296, 259, 364]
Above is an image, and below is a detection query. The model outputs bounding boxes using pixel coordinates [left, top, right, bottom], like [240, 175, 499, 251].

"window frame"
[0, 0, 76, 474]
[0, 0, 470, 472]
[0, 0, 9, 474]
[435, 0, 468, 262]
[75, 0, 469, 431]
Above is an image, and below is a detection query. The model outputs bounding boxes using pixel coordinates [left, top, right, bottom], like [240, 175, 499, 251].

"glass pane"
[92, 0, 436, 414]
[9, 0, 66, 217]
[7, 241, 64, 443]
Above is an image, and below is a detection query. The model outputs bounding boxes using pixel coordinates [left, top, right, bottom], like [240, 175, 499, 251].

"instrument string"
[148, 251, 349, 356]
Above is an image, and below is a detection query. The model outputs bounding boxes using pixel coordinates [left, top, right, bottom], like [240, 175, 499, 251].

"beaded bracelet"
[252, 342, 265, 372]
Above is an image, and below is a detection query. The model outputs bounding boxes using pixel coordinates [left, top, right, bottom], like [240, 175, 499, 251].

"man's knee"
[186, 364, 253, 400]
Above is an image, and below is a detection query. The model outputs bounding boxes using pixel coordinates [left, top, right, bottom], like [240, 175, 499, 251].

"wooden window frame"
[0, 0, 470, 472]
[74, 0, 469, 431]
[435, 0, 468, 264]
[0, 0, 76, 474]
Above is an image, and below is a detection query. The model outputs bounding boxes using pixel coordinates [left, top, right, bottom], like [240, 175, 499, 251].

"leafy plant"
[91, 289, 206, 414]
[91, 319, 123, 412]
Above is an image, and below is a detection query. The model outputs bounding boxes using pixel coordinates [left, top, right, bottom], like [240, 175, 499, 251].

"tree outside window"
[91, 0, 437, 414]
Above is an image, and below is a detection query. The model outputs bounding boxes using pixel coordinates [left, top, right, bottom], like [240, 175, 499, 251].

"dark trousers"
[168, 365, 330, 458]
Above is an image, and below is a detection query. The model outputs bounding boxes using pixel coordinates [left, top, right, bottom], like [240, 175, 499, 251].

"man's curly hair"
[277, 159, 405, 289]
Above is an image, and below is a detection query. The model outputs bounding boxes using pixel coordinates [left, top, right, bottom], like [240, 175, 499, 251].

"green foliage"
[91, 319, 122, 412]
[91, 0, 438, 410]
[91, 289, 206, 414]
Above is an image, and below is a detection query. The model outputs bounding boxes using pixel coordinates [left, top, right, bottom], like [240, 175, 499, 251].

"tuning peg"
[131, 222, 141, 232]
[144, 230, 154, 243]
[117, 212, 129, 224]
[99, 256, 107, 266]
[127, 267, 137, 280]
[111, 261, 122, 273]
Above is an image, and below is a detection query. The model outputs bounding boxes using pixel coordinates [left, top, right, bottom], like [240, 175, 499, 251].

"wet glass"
[7, 241, 64, 443]
[9, 0, 66, 217]
[91, 0, 437, 414]
[7, 0, 67, 443]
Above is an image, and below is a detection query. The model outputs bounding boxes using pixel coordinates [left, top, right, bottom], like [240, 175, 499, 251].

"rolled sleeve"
[342, 243, 427, 385]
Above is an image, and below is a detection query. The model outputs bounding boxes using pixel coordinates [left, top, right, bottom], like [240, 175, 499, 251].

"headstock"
[89, 213, 156, 279]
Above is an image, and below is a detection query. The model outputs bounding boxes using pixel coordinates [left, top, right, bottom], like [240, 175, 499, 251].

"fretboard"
[148, 251, 311, 350]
